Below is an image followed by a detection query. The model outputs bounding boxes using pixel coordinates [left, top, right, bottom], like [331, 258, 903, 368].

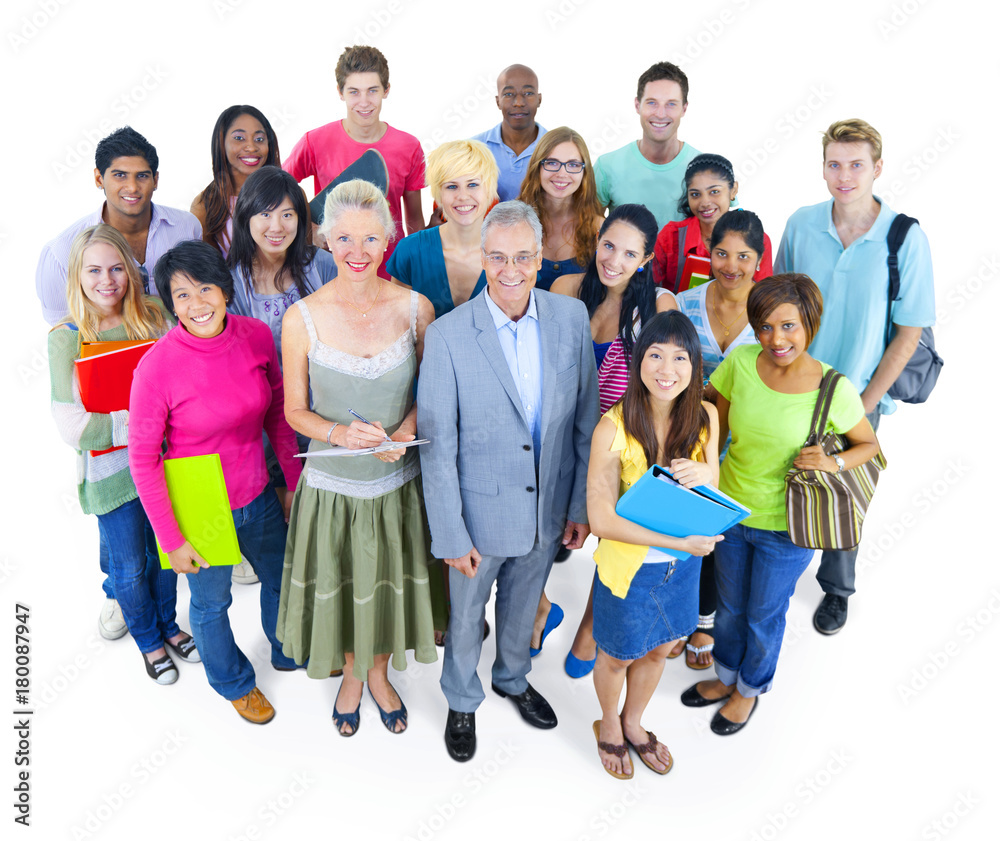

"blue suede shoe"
[564, 650, 597, 678]
[530, 603, 564, 657]
[368, 683, 408, 734]
[332, 681, 361, 737]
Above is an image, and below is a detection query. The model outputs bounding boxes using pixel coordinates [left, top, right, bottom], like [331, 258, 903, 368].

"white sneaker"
[98, 599, 128, 640]
[232, 557, 259, 585]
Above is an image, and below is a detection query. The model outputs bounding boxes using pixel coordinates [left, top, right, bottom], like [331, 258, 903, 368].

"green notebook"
[156, 453, 241, 569]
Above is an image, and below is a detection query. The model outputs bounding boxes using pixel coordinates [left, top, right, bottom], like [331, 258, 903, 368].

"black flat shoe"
[680, 683, 731, 708]
[491, 682, 557, 729]
[710, 697, 758, 735]
[445, 710, 476, 762]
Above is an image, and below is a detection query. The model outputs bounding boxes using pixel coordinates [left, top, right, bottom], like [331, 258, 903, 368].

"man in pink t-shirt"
[284, 45, 426, 277]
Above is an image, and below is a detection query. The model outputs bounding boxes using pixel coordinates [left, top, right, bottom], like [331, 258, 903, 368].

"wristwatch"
[833, 455, 845, 473]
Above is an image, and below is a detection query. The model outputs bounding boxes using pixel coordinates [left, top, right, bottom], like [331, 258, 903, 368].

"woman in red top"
[651, 154, 773, 294]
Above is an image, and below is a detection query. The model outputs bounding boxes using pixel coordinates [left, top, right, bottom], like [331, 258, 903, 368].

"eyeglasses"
[484, 251, 539, 269]
[540, 159, 585, 173]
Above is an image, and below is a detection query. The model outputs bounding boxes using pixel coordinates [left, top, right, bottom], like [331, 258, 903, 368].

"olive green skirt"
[277, 474, 445, 680]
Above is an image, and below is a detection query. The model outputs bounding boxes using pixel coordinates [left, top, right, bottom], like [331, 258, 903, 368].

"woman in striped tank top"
[549, 204, 677, 677]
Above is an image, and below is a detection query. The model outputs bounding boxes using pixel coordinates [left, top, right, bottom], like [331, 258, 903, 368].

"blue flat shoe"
[368, 683, 407, 734]
[332, 680, 361, 737]
[564, 650, 596, 678]
[530, 603, 564, 657]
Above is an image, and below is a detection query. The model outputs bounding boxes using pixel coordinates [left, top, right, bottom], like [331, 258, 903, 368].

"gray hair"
[320, 179, 395, 242]
[480, 200, 543, 252]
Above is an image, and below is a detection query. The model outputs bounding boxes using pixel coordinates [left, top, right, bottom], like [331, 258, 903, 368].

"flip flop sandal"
[593, 721, 633, 780]
[686, 640, 714, 671]
[623, 729, 673, 775]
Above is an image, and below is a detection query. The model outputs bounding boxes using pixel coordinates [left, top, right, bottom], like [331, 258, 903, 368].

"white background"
[4, 0, 996, 839]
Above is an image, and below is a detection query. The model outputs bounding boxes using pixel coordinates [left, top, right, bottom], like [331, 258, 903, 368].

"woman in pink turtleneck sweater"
[129, 240, 301, 725]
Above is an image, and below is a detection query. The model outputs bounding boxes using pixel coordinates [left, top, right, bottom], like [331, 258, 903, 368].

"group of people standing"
[40, 45, 935, 778]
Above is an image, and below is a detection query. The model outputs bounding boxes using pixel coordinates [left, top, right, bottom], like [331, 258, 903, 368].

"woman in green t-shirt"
[680, 274, 879, 734]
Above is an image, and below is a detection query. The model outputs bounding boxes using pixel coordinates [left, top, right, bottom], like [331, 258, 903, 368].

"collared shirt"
[472, 122, 547, 202]
[483, 287, 543, 463]
[36, 203, 203, 325]
[774, 197, 935, 415]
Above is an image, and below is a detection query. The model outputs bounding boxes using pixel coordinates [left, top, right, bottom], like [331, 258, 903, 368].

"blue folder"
[615, 465, 751, 560]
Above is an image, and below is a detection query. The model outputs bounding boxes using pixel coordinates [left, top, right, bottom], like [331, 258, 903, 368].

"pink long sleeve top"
[128, 314, 302, 552]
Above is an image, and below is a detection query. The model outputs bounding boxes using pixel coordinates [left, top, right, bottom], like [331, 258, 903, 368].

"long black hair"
[577, 203, 658, 357]
[621, 311, 708, 467]
[227, 166, 316, 297]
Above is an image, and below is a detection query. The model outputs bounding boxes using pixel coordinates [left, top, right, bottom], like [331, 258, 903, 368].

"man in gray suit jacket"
[418, 201, 599, 762]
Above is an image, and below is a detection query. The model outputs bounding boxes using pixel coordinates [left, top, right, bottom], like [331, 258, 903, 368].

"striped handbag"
[785, 369, 887, 550]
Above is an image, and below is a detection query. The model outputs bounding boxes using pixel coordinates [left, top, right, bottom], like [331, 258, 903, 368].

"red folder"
[74, 340, 157, 456]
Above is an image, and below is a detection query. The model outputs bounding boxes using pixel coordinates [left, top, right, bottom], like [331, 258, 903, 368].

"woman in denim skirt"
[588, 311, 722, 779]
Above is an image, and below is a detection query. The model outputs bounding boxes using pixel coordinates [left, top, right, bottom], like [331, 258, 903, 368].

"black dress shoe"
[710, 697, 757, 736]
[445, 710, 476, 762]
[680, 683, 730, 708]
[491, 683, 557, 729]
[813, 594, 848, 635]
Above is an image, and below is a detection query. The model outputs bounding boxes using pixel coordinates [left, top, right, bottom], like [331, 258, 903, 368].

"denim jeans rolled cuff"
[97, 498, 179, 654]
[713, 524, 813, 699]
[713, 654, 771, 698]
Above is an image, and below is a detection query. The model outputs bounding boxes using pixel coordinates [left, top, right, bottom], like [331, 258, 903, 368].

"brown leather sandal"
[593, 720, 633, 780]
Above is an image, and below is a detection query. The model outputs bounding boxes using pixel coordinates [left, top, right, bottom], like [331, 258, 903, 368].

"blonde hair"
[320, 178, 395, 242]
[822, 118, 883, 162]
[62, 225, 169, 343]
[518, 127, 602, 269]
[425, 139, 499, 206]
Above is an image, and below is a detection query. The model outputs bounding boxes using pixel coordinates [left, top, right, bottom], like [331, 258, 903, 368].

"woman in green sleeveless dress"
[276, 180, 443, 736]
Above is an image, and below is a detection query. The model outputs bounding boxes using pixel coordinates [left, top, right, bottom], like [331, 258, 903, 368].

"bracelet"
[326, 422, 339, 446]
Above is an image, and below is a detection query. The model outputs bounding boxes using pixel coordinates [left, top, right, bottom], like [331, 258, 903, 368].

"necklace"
[334, 279, 381, 317]
[712, 283, 747, 337]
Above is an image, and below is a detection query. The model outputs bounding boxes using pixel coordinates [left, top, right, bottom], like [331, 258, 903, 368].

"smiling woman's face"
[170, 272, 228, 338]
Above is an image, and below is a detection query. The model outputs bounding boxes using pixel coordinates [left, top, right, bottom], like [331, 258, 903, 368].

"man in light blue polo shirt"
[594, 61, 699, 228]
[472, 65, 546, 202]
[775, 118, 935, 636]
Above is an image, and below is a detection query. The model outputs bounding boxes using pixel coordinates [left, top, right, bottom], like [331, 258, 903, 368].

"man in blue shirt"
[472, 65, 546, 202]
[775, 118, 935, 635]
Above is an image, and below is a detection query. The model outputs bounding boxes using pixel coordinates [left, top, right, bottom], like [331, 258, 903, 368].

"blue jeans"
[816, 409, 881, 598]
[186, 486, 296, 701]
[713, 524, 814, 697]
[96, 498, 180, 654]
[99, 530, 114, 599]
